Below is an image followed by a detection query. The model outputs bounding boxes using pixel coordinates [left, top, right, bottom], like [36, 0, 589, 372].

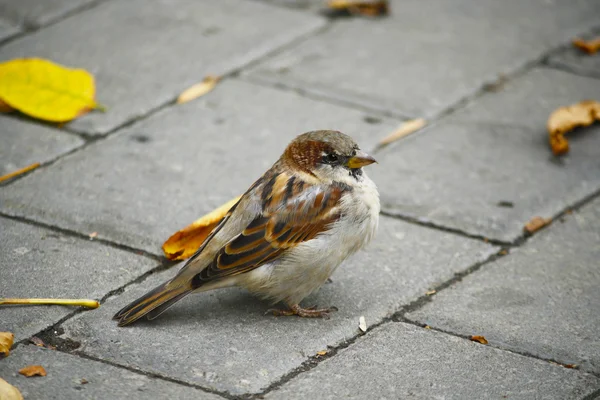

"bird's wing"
[189, 172, 349, 286]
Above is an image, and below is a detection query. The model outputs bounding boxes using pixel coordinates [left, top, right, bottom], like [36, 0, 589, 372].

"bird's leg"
[267, 303, 338, 318]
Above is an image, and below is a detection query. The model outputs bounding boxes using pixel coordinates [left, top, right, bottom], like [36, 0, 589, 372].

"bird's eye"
[324, 153, 338, 164]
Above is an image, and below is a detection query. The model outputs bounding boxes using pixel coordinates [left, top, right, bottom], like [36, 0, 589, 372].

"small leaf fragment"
[0, 332, 14, 358]
[378, 118, 426, 147]
[425, 289, 436, 296]
[0, 58, 102, 122]
[0, 377, 23, 400]
[547, 100, 600, 155]
[470, 335, 488, 345]
[523, 216, 551, 234]
[424, 325, 431, 329]
[358, 316, 367, 333]
[176, 75, 220, 104]
[564, 364, 577, 369]
[327, 0, 389, 17]
[0, 163, 40, 184]
[572, 37, 600, 54]
[163, 196, 241, 260]
[18, 365, 47, 377]
[316, 350, 328, 356]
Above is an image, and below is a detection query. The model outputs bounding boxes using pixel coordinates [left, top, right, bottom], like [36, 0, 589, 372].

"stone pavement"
[0, 0, 599, 399]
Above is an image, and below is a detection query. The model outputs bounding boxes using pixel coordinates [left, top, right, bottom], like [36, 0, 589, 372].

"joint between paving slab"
[582, 387, 600, 400]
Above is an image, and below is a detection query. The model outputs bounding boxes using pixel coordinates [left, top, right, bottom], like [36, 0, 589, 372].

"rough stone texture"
[0, 0, 98, 28]
[0, 79, 397, 253]
[266, 322, 600, 400]
[370, 68, 600, 242]
[0, 345, 221, 400]
[0, 116, 84, 176]
[0, 217, 158, 341]
[548, 45, 600, 79]
[0, 15, 20, 42]
[407, 196, 600, 374]
[0, 0, 325, 135]
[247, 0, 600, 118]
[60, 215, 495, 395]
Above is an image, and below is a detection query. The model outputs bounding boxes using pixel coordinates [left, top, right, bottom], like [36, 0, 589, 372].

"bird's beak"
[346, 150, 377, 169]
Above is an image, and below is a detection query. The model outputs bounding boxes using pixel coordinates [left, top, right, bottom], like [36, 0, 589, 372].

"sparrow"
[114, 130, 379, 326]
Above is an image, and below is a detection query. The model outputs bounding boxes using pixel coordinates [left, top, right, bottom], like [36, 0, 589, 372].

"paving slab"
[370, 68, 600, 242]
[60, 215, 496, 395]
[0, 0, 97, 29]
[246, 0, 600, 118]
[0, 15, 21, 42]
[0, 345, 221, 400]
[0, 0, 325, 136]
[407, 196, 600, 374]
[0, 79, 397, 253]
[0, 116, 84, 177]
[266, 322, 600, 400]
[0, 217, 158, 341]
[548, 45, 600, 79]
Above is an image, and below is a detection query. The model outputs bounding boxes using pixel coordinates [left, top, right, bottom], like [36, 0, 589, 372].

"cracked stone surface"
[266, 322, 600, 400]
[407, 196, 600, 374]
[0, 116, 84, 176]
[247, 0, 600, 118]
[0, 217, 158, 341]
[0, 79, 397, 254]
[0, 345, 221, 399]
[0, 0, 97, 28]
[548, 44, 600, 79]
[0, 15, 20, 41]
[0, 0, 325, 135]
[59, 215, 495, 395]
[370, 68, 600, 243]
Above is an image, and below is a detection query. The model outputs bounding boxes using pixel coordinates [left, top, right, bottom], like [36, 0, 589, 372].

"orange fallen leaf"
[572, 37, 600, 54]
[547, 100, 600, 155]
[163, 196, 241, 260]
[0, 332, 14, 358]
[0, 58, 104, 122]
[176, 75, 220, 104]
[18, 365, 46, 377]
[378, 118, 426, 147]
[523, 216, 551, 234]
[316, 350, 328, 356]
[327, 0, 389, 17]
[0, 377, 23, 400]
[470, 335, 488, 345]
[0, 163, 40, 184]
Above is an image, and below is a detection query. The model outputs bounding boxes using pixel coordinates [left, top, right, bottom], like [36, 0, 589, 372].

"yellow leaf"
[572, 37, 600, 54]
[163, 196, 241, 260]
[547, 100, 600, 155]
[327, 0, 389, 16]
[316, 350, 328, 356]
[176, 75, 220, 104]
[378, 118, 426, 146]
[0, 377, 23, 400]
[0, 58, 102, 122]
[0, 332, 14, 358]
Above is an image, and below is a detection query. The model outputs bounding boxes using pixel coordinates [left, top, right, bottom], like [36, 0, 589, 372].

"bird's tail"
[113, 280, 193, 326]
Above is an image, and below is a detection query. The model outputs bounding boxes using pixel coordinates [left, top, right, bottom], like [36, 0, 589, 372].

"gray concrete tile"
[0, 116, 84, 177]
[0, 345, 221, 400]
[0, 217, 158, 341]
[246, 0, 600, 118]
[371, 68, 600, 242]
[60, 215, 496, 395]
[548, 46, 600, 80]
[266, 322, 600, 400]
[0, 0, 97, 28]
[407, 196, 600, 374]
[0, 15, 21, 41]
[0, 79, 398, 253]
[0, 0, 325, 135]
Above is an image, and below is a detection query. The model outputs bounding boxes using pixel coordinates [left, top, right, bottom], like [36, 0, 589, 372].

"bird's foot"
[266, 304, 338, 319]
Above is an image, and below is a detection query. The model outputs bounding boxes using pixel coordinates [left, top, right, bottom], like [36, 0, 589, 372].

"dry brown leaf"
[425, 289, 436, 296]
[547, 100, 600, 155]
[29, 337, 56, 350]
[0, 377, 23, 400]
[523, 216, 551, 234]
[358, 316, 367, 333]
[572, 37, 600, 54]
[378, 118, 426, 146]
[564, 364, 577, 369]
[18, 365, 46, 377]
[0, 332, 14, 358]
[80, 378, 89, 384]
[163, 196, 241, 260]
[316, 350, 328, 356]
[327, 0, 389, 17]
[0, 163, 40, 184]
[470, 335, 488, 345]
[176, 75, 220, 104]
